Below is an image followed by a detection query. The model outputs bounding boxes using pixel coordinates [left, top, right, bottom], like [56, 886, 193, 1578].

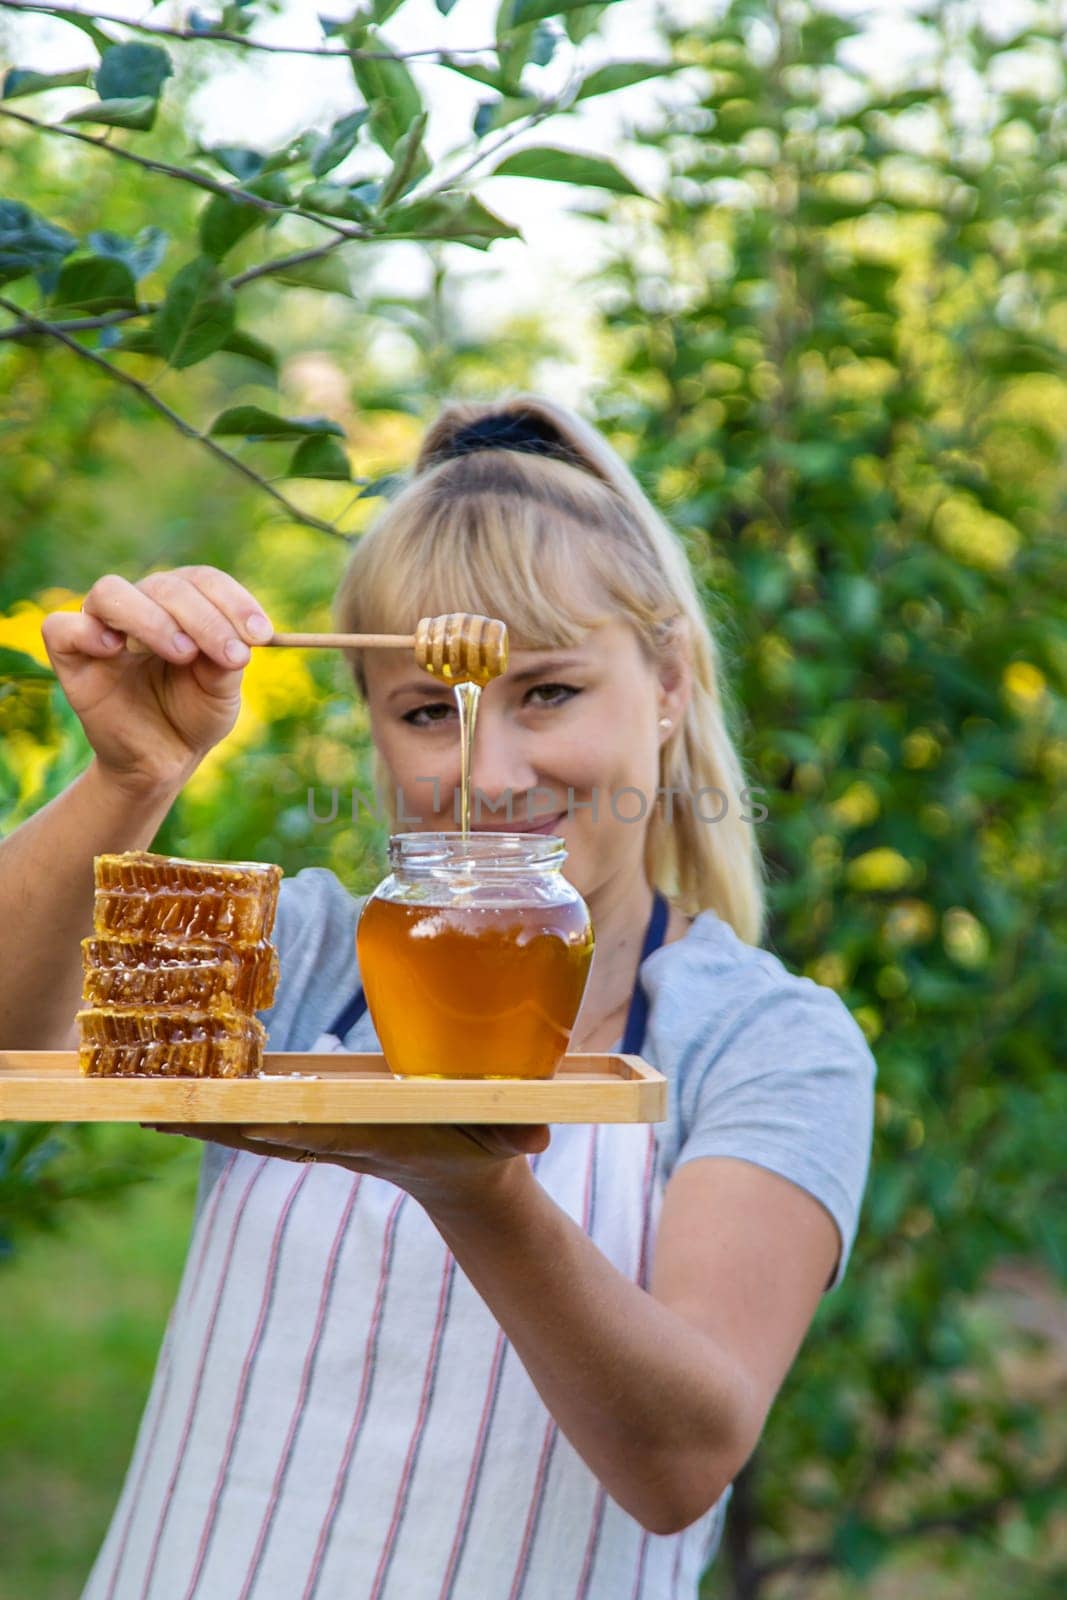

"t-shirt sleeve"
[673, 981, 876, 1292]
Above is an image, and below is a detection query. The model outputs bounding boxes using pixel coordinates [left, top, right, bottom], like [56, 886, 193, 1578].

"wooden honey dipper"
[268, 612, 509, 685]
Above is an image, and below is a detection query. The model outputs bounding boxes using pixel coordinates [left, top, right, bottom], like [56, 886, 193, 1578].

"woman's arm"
[422, 1152, 839, 1536]
[203, 1116, 840, 1536]
[0, 760, 183, 1049]
[2, 565, 275, 1049]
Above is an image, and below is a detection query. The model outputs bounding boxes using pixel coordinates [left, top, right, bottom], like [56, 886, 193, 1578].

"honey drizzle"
[453, 680, 481, 836]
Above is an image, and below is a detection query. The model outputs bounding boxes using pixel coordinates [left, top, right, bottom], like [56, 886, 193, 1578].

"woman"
[4, 394, 876, 1598]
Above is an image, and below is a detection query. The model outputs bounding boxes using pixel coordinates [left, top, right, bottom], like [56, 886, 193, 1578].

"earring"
[659, 717, 672, 731]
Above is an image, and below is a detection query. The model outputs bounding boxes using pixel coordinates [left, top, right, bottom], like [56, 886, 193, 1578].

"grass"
[0, 1128, 201, 1600]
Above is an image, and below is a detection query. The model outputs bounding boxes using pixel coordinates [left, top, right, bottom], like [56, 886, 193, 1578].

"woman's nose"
[467, 713, 539, 813]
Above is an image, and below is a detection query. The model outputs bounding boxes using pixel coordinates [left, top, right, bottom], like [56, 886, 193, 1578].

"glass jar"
[355, 832, 595, 1080]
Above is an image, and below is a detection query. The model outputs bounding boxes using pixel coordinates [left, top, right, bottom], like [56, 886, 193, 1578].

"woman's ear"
[657, 624, 692, 733]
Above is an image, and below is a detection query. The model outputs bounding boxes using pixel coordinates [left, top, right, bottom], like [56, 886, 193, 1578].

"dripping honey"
[356, 897, 594, 1079]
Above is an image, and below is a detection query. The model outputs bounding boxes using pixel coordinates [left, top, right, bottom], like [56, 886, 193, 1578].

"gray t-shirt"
[87, 868, 876, 1600]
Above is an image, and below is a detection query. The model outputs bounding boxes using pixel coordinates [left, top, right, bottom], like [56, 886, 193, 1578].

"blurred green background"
[1, 1, 1065, 1597]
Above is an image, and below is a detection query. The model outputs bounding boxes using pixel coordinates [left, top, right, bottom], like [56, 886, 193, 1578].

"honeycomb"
[77, 1008, 268, 1078]
[78, 851, 282, 1077]
[81, 936, 278, 1012]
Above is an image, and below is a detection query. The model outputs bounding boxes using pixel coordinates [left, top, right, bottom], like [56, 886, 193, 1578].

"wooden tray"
[0, 1052, 667, 1125]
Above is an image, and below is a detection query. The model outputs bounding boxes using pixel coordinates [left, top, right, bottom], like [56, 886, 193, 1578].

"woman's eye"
[401, 683, 580, 727]
[526, 682, 580, 708]
[402, 701, 455, 727]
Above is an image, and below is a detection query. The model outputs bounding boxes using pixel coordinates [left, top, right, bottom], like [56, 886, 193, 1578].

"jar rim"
[388, 831, 566, 870]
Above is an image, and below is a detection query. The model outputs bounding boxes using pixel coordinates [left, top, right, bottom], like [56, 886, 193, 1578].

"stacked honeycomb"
[77, 851, 283, 1077]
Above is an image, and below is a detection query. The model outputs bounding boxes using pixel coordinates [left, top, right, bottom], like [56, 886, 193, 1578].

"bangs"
[335, 451, 673, 662]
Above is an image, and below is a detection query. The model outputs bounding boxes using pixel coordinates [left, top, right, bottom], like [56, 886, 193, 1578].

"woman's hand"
[41, 565, 274, 796]
[146, 1120, 552, 1215]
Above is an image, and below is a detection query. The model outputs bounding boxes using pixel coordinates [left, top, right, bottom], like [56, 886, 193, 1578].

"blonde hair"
[334, 391, 767, 944]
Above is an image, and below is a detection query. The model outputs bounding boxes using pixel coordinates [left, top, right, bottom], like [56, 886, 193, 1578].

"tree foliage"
[0, 0, 650, 531]
[1, 0, 1066, 1595]
[585, 1, 1067, 1593]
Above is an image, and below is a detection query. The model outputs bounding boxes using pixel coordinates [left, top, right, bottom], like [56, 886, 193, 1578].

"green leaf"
[0, 200, 76, 287]
[2, 66, 93, 100]
[513, 0, 620, 21]
[310, 110, 370, 177]
[0, 646, 54, 683]
[377, 112, 431, 209]
[351, 25, 424, 154]
[260, 132, 319, 173]
[494, 0, 537, 88]
[831, 1515, 890, 1579]
[208, 406, 345, 440]
[87, 226, 167, 281]
[95, 42, 173, 102]
[199, 146, 266, 182]
[287, 433, 351, 480]
[108, 326, 160, 355]
[299, 181, 380, 223]
[561, 1, 614, 42]
[575, 60, 676, 99]
[40, 7, 116, 54]
[50, 255, 137, 315]
[216, 329, 279, 382]
[473, 94, 541, 137]
[357, 471, 406, 498]
[198, 175, 290, 261]
[529, 20, 559, 66]
[269, 251, 357, 296]
[370, 0, 406, 20]
[488, 146, 644, 195]
[437, 53, 508, 91]
[152, 257, 235, 369]
[63, 95, 159, 130]
[375, 190, 521, 248]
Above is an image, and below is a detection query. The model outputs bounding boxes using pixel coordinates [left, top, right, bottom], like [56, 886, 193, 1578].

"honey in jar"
[356, 832, 594, 1079]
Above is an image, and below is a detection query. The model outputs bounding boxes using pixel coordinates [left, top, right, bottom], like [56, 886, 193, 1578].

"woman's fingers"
[80, 573, 202, 664]
[135, 571, 253, 670]
[179, 566, 273, 648]
[41, 607, 128, 663]
[79, 567, 274, 671]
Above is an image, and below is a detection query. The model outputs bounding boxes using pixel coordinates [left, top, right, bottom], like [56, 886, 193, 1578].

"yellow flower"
[2, 729, 58, 805]
[0, 590, 83, 668]
[902, 729, 940, 769]
[184, 647, 318, 802]
[807, 952, 849, 991]
[942, 907, 990, 969]
[1002, 661, 1047, 710]
[846, 847, 914, 892]
[830, 780, 880, 828]
[883, 899, 937, 945]
[933, 495, 1020, 573]
[853, 1004, 883, 1044]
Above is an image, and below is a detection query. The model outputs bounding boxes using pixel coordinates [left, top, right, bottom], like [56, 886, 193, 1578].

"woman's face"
[362, 616, 689, 902]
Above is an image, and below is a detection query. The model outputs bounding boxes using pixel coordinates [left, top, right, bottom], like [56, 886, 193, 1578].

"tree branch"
[0, 0, 497, 60]
[0, 105, 366, 241]
[0, 243, 360, 343]
[0, 291, 351, 539]
[0, 306, 147, 340]
[228, 238, 349, 290]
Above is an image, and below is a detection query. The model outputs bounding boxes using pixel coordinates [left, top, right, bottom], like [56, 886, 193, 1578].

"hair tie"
[442, 411, 572, 463]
